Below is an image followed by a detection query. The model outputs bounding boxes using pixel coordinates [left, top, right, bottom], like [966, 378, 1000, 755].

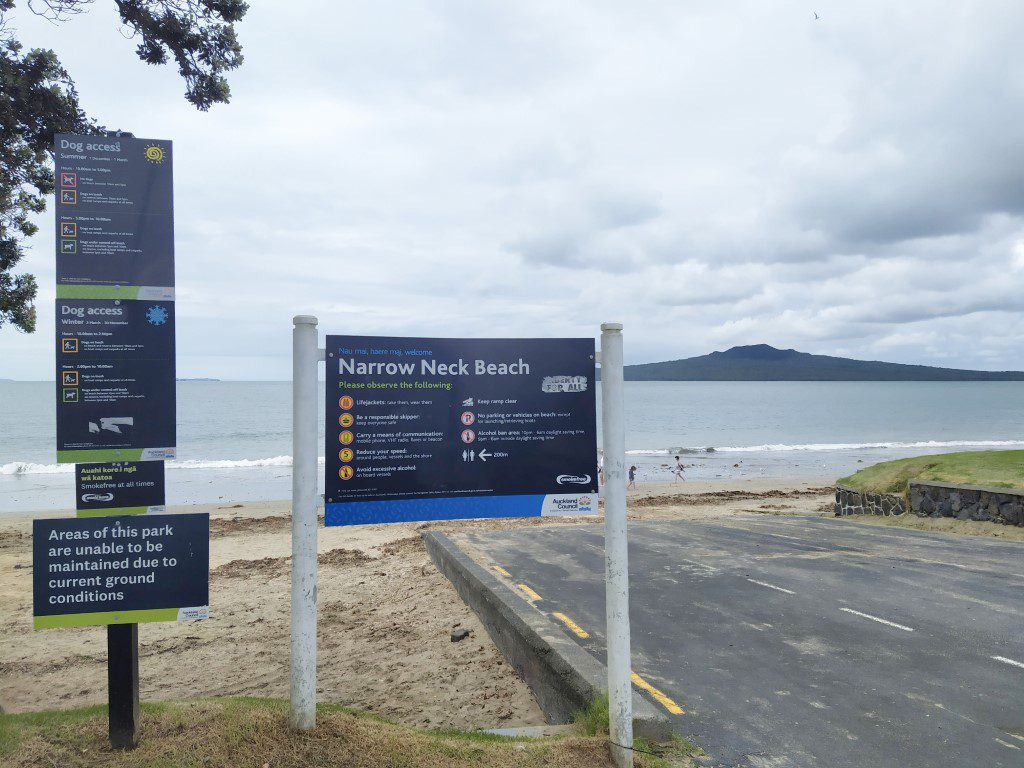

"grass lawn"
[0, 697, 694, 768]
[837, 450, 1024, 496]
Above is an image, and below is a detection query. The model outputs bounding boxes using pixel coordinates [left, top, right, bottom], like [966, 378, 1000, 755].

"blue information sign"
[54, 135, 174, 296]
[53, 135, 176, 463]
[33, 512, 208, 629]
[324, 336, 598, 525]
[76, 461, 166, 517]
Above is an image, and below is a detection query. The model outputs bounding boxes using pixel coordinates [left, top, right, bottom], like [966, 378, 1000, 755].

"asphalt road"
[457, 516, 1024, 767]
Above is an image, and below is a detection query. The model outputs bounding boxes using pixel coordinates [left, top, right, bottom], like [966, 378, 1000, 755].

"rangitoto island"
[621, 344, 1024, 381]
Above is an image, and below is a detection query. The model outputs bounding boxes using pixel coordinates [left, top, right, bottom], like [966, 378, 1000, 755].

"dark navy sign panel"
[33, 513, 208, 619]
[53, 134, 177, 463]
[57, 211, 174, 289]
[324, 335, 598, 525]
[55, 298, 177, 456]
[76, 462, 166, 515]
[56, 358, 176, 459]
[53, 135, 174, 290]
[55, 299, 175, 361]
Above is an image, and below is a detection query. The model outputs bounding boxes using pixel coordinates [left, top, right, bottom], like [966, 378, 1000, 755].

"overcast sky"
[3, 1, 1023, 379]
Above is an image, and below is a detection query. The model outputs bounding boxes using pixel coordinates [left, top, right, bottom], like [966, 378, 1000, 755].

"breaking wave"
[3, 440, 1021, 476]
[625, 439, 1024, 456]
[1, 455, 328, 476]
[715, 439, 1024, 452]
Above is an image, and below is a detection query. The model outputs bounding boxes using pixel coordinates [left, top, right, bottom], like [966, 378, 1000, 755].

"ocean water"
[1, 381, 1022, 512]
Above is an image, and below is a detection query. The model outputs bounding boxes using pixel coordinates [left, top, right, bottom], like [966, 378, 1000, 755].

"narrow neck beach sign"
[324, 336, 598, 525]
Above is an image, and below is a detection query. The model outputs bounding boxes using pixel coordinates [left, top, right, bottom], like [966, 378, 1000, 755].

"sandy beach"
[0, 478, 833, 727]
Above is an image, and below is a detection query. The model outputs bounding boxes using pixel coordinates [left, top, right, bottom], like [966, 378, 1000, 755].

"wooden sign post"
[107, 623, 140, 748]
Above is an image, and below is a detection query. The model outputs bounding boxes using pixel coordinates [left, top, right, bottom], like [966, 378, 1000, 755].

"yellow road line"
[552, 612, 590, 638]
[631, 671, 684, 715]
[493, 565, 511, 577]
[517, 583, 543, 601]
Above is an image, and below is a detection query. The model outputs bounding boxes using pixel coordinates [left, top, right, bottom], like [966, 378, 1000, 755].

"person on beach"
[598, 451, 605, 485]
[628, 465, 637, 490]
[673, 456, 686, 483]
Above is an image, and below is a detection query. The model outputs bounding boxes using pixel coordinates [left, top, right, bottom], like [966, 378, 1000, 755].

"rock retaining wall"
[835, 486, 907, 517]
[909, 481, 1024, 525]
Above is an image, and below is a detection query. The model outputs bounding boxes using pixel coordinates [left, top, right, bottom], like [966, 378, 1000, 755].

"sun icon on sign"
[143, 144, 166, 164]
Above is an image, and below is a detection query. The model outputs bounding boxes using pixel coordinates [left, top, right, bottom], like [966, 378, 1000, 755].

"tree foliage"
[0, 0, 247, 333]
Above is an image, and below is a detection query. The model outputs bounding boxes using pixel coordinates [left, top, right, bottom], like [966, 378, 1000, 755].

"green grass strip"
[34, 607, 181, 629]
[76, 507, 149, 517]
[56, 285, 142, 299]
[838, 450, 1024, 496]
[57, 449, 145, 463]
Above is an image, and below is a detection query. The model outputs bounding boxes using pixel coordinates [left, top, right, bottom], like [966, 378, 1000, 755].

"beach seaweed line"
[212, 548, 379, 578]
[630, 488, 833, 508]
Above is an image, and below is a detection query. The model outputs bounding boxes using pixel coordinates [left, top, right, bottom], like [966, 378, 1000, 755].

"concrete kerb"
[422, 531, 672, 741]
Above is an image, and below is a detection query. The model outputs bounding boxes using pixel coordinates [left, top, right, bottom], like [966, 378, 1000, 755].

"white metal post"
[601, 322, 633, 768]
[290, 315, 319, 730]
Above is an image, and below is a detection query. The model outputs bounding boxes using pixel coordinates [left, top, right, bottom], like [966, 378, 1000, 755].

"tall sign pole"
[601, 322, 633, 768]
[290, 321, 604, 728]
[48, 133, 190, 750]
[290, 315, 320, 730]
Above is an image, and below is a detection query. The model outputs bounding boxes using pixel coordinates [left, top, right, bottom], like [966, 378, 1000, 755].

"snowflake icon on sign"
[146, 305, 169, 326]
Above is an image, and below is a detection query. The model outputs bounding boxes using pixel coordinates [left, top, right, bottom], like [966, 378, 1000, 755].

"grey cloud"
[3, 1, 1024, 379]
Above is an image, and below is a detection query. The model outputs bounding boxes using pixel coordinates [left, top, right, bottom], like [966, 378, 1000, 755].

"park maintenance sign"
[53, 134, 176, 463]
[32, 513, 208, 629]
[324, 335, 598, 525]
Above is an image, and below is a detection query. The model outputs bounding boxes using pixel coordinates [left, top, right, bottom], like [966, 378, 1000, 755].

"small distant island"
[622, 345, 1024, 381]
[176, 378, 221, 382]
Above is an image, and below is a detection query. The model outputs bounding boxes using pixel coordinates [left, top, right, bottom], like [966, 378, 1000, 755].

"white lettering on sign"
[59, 138, 122, 153]
[337, 357, 531, 376]
[60, 304, 125, 318]
[542, 375, 588, 393]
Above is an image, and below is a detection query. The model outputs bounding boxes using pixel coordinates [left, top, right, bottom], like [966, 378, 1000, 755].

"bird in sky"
[813, 11, 821, 20]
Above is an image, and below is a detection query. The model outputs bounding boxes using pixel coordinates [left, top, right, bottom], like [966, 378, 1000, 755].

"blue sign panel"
[54, 135, 176, 463]
[33, 512, 208, 628]
[55, 298, 176, 462]
[324, 336, 598, 526]
[76, 461, 166, 517]
[53, 135, 174, 294]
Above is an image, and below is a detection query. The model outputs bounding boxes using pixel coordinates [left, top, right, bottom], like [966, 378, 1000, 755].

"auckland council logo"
[143, 143, 166, 164]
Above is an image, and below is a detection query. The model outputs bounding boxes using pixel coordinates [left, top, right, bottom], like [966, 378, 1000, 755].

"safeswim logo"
[81, 493, 114, 503]
[556, 474, 592, 485]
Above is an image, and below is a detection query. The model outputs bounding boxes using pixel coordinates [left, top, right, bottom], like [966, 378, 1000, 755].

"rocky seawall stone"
[835, 486, 907, 517]
[908, 481, 1023, 525]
